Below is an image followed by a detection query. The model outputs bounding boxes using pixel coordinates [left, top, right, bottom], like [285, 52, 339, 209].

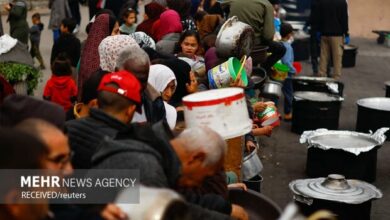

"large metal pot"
[242, 148, 263, 181]
[229, 188, 281, 220]
[289, 174, 382, 220]
[385, 81, 390, 97]
[356, 97, 390, 140]
[300, 128, 389, 182]
[261, 80, 283, 99]
[292, 76, 344, 96]
[215, 16, 255, 59]
[116, 186, 189, 220]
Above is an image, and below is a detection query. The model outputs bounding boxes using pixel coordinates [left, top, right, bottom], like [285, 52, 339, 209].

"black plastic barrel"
[296, 197, 373, 220]
[292, 37, 310, 61]
[342, 45, 358, 68]
[292, 92, 343, 134]
[356, 98, 390, 140]
[306, 147, 379, 182]
[243, 175, 263, 193]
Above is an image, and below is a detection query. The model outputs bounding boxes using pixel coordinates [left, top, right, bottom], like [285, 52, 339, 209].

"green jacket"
[229, 0, 275, 45]
[8, 0, 29, 44]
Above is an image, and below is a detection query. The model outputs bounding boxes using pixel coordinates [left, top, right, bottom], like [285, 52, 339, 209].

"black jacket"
[65, 108, 128, 169]
[91, 121, 232, 219]
[142, 84, 166, 124]
[50, 33, 81, 67]
[312, 0, 349, 36]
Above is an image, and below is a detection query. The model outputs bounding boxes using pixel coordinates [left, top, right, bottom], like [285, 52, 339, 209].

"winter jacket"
[142, 84, 166, 124]
[48, 0, 72, 30]
[65, 108, 128, 169]
[312, 0, 349, 36]
[43, 75, 77, 111]
[92, 121, 233, 218]
[7, 0, 29, 44]
[50, 33, 81, 67]
[30, 23, 44, 45]
[228, 0, 275, 45]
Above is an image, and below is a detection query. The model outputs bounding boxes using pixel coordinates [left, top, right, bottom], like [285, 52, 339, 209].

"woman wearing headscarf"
[98, 34, 138, 73]
[78, 13, 118, 99]
[136, 2, 166, 37]
[152, 10, 183, 55]
[166, 0, 197, 32]
[148, 64, 177, 129]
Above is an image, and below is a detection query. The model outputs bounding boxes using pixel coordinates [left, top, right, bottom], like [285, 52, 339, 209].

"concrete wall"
[349, 0, 390, 38]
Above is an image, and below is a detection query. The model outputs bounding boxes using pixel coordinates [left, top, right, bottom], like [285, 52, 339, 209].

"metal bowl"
[261, 80, 283, 99]
[229, 188, 281, 220]
[242, 148, 263, 180]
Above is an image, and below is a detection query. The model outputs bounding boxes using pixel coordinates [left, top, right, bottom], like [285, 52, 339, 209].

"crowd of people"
[0, 0, 350, 219]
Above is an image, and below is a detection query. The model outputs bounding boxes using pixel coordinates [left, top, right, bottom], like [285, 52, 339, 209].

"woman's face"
[162, 80, 176, 101]
[111, 22, 120, 35]
[181, 36, 199, 56]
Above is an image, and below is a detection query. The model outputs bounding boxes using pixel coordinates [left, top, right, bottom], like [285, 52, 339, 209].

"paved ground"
[2, 3, 390, 219]
[259, 39, 390, 219]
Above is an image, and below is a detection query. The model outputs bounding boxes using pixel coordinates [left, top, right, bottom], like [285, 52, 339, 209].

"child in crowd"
[50, 18, 81, 70]
[176, 30, 206, 89]
[280, 23, 296, 120]
[30, 13, 45, 69]
[44, 54, 77, 111]
[120, 8, 137, 34]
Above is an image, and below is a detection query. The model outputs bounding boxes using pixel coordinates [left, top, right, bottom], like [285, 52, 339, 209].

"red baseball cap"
[98, 70, 142, 110]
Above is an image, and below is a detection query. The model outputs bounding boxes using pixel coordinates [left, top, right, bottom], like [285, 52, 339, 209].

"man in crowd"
[313, 0, 349, 79]
[228, 0, 286, 73]
[65, 70, 142, 169]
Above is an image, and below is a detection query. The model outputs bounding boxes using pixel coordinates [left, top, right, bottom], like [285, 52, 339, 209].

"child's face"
[125, 12, 136, 26]
[60, 24, 68, 34]
[32, 17, 40, 25]
[181, 36, 199, 56]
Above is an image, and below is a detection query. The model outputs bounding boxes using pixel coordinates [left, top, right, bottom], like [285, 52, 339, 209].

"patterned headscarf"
[98, 35, 138, 72]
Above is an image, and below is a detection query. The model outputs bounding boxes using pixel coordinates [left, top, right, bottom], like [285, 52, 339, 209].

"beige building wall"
[349, 0, 390, 38]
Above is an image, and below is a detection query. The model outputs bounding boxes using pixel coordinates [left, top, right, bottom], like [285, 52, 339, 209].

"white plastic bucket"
[182, 88, 252, 139]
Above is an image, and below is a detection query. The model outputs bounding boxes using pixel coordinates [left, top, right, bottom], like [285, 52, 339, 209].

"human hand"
[252, 102, 267, 113]
[316, 32, 321, 42]
[101, 204, 128, 220]
[3, 3, 11, 11]
[228, 183, 248, 191]
[252, 125, 273, 137]
[186, 71, 198, 93]
[229, 75, 246, 88]
[344, 36, 350, 45]
[231, 204, 249, 220]
[245, 140, 257, 152]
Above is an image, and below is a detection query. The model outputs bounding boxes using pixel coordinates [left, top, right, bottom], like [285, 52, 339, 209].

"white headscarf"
[148, 64, 177, 129]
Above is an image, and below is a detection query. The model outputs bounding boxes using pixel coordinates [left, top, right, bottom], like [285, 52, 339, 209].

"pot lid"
[292, 76, 336, 82]
[300, 128, 389, 155]
[343, 44, 358, 50]
[357, 97, 390, 111]
[289, 174, 383, 204]
[294, 91, 343, 102]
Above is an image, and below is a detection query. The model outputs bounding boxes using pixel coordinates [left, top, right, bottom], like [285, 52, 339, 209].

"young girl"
[43, 54, 77, 111]
[176, 30, 206, 89]
[120, 8, 137, 34]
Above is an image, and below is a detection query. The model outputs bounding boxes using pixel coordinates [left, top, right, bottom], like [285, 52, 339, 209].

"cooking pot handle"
[293, 194, 313, 206]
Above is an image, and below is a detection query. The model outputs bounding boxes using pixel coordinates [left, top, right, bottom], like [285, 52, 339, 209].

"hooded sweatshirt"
[43, 75, 77, 111]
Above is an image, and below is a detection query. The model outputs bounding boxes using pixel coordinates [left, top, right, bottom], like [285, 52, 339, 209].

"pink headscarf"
[152, 9, 183, 41]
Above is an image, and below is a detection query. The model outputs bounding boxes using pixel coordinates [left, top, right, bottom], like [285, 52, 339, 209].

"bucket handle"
[236, 55, 247, 80]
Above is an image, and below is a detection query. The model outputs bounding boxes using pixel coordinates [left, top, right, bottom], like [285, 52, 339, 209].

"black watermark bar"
[0, 169, 139, 204]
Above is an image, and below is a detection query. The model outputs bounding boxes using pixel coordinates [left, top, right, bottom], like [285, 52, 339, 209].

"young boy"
[30, 13, 45, 69]
[50, 18, 81, 71]
[280, 23, 296, 121]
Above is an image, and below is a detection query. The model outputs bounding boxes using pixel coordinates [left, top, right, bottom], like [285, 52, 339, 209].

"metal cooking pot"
[242, 147, 263, 180]
[261, 80, 283, 99]
[290, 174, 382, 220]
[385, 81, 390, 97]
[215, 16, 255, 59]
[229, 188, 281, 220]
[116, 186, 189, 220]
[251, 67, 268, 90]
